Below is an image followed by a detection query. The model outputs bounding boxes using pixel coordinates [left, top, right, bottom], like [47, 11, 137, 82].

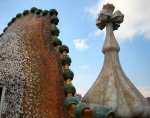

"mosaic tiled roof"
[0, 7, 67, 118]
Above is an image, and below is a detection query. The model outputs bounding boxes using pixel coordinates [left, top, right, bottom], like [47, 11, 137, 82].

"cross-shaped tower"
[82, 3, 150, 118]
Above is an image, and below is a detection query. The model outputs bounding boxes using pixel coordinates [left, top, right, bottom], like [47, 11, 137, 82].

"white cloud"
[72, 75, 86, 96]
[88, 29, 104, 41]
[73, 38, 89, 50]
[139, 86, 150, 97]
[76, 87, 87, 96]
[86, 0, 150, 41]
[94, 30, 102, 38]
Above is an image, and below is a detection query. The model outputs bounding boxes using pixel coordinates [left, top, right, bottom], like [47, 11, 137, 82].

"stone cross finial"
[96, 3, 124, 53]
[96, 3, 124, 30]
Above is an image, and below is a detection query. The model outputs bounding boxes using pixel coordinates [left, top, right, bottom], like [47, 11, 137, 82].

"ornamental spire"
[96, 3, 124, 53]
[82, 3, 150, 118]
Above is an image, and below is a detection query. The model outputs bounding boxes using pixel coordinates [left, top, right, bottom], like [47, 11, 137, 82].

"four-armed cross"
[96, 3, 124, 53]
[96, 3, 124, 30]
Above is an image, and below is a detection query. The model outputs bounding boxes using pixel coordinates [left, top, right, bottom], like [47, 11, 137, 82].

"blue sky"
[0, 0, 150, 97]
